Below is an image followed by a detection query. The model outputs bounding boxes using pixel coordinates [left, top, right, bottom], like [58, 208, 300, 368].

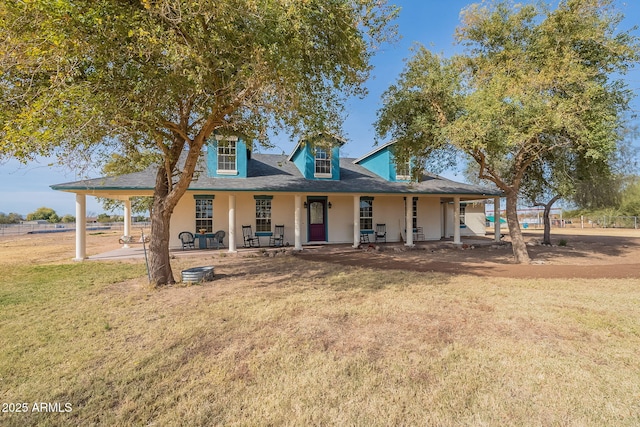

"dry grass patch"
[1, 252, 639, 425]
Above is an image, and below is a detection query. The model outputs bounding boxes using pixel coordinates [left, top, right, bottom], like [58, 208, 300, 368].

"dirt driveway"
[297, 229, 640, 279]
[2, 227, 638, 279]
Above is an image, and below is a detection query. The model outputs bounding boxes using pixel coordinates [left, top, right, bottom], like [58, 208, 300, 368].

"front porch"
[70, 193, 504, 261]
[87, 234, 503, 261]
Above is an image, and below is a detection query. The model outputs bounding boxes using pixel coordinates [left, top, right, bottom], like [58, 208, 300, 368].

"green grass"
[1, 257, 639, 426]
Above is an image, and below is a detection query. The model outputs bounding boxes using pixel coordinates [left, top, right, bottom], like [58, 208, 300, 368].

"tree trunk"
[147, 161, 182, 287]
[505, 190, 531, 264]
[537, 195, 562, 246]
[148, 196, 175, 286]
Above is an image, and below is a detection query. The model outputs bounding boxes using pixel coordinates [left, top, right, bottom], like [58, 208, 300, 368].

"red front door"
[308, 199, 326, 241]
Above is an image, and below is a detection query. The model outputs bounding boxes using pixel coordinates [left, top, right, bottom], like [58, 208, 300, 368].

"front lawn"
[1, 254, 639, 425]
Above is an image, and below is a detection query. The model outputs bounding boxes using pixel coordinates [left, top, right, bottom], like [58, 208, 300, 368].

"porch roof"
[51, 153, 501, 198]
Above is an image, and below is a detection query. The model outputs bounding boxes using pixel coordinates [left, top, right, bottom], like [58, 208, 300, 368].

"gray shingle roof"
[51, 153, 501, 197]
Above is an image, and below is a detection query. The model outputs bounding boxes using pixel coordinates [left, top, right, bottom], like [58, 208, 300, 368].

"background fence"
[0, 222, 152, 236]
[518, 216, 639, 229]
[563, 216, 638, 229]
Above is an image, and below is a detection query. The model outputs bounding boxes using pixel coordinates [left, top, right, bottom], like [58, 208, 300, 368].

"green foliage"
[97, 148, 157, 215]
[60, 214, 75, 223]
[0, 212, 22, 224]
[376, 0, 639, 262]
[1, 0, 398, 162]
[379, 0, 638, 187]
[619, 176, 640, 216]
[0, 0, 398, 284]
[96, 213, 113, 223]
[26, 207, 60, 223]
[567, 175, 640, 218]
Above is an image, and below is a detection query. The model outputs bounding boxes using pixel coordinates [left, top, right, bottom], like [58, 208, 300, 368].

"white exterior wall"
[169, 192, 487, 249]
[269, 194, 297, 246]
[370, 196, 404, 243]
[445, 200, 486, 238]
[461, 202, 486, 236]
[170, 195, 196, 249]
[418, 197, 442, 241]
[326, 195, 353, 243]
[170, 192, 301, 248]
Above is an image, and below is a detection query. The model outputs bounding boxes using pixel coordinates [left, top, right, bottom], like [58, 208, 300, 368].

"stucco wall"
[463, 202, 487, 236]
[169, 192, 486, 249]
[418, 197, 443, 240]
[444, 201, 486, 237]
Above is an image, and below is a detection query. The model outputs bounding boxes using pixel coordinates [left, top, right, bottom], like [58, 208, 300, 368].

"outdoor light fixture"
[328, 202, 332, 209]
[303, 201, 308, 208]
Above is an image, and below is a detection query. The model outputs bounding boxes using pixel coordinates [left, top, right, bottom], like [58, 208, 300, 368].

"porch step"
[181, 266, 215, 283]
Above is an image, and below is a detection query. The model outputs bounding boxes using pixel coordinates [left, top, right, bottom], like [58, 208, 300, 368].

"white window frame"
[255, 199, 272, 233]
[216, 136, 238, 175]
[314, 147, 332, 178]
[360, 199, 373, 231]
[195, 198, 213, 233]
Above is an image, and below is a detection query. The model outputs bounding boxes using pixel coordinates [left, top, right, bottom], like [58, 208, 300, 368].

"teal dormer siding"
[329, 145, 341, 180]
[355, 142, 411, 182]
[207, 137, 248, 178]
[290, 144, 314, 179]
[289, 138, 343, 180]
[357, 148, 392, 181]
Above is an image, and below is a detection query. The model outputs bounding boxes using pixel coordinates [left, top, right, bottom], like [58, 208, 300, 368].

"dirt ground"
[1, 227, 639, 279]
[297, 228, 640, 279]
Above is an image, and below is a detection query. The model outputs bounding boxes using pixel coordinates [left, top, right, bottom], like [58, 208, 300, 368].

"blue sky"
[1, 0, 639, 216]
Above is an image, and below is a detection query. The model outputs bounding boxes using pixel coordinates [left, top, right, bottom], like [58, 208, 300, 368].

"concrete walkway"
[88, 246, 232, 261]
[88, 237, 499, 261]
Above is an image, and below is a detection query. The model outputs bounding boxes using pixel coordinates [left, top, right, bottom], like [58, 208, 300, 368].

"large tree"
[376, 0, 638, 263]
[0, 0, 397, 285]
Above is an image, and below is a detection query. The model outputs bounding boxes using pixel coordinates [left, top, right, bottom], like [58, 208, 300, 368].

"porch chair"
[413, 227, 425, 242]
[269, 225, 285, 247]
[375, 224, 387, 243]
[242, 225, 260, 248]
[360, 231, 370, 244]
[207, 230, 226, 249]
[178, 231, 196, 250]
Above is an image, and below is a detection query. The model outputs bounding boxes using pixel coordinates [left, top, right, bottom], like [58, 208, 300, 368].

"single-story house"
[51, 135, 503, 259]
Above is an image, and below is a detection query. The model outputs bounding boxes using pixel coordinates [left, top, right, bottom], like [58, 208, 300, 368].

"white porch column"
[74, 194, 87, 261]
[294, 194, 302, 250]
[442, 201, 449, 238]
[228, 194, 237, 252]
[353, 195, 360, 248]
[405, 197, 414, 246]
[123, 198, 132, 248]
[494, 196, 501, 242]
[453, 196, 461, 244]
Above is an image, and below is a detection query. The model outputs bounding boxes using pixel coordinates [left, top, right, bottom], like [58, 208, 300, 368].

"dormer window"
[396, 159, 411, 181]
[217, 138, 237, 174]
[314, 147, 331, 177]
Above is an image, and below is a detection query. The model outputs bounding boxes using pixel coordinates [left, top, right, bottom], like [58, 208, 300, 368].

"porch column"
[74, 194, 87, 261]
[442, 201, 449, 238]
[453, 196, 461, 244]
[494, 196, 501, 242]
[228, 194, 237, 253]
[353, 195, 360, 248]
[123, 198, 132, 248]
[405, 197, 414, 246]
[294, 194, 302, 250]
